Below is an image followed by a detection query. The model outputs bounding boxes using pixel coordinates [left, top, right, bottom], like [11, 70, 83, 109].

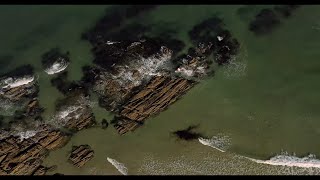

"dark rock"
[148, 34, 185, 56]
[188, 17, 224, 44]
[82, 5, 157, 44]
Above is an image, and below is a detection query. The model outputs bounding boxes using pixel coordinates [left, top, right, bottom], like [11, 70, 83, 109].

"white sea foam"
[50, 105, 83, 127]
[1, 76, 34, 89]
[15, 130, 38, 142]
[175, 67, 194, 77]
[217, 36, 224, 41]
[106, 41, 120, 45]
[223, 45, 248, 80]
[44, 58, 69, 75]
[111, 46, 172, 88]
[244, 152, 320, 169]
[107, 157, 128, 175]
[198, 134, 231, 152]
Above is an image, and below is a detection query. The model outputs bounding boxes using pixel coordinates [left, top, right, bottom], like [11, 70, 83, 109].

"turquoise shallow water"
[1, 5, 320, 175]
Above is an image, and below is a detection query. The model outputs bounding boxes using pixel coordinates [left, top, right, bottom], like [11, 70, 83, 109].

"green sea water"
[1, 5, 320, 175]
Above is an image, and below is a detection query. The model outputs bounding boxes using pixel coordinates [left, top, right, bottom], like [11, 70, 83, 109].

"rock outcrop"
[68, 145, 94, 168]
[0, 125, 70, 175]
[115, 76, 195, 134]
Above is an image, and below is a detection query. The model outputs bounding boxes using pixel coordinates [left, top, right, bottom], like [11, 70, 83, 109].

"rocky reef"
[82, 37, 215, 135]
[80, 9, 242, 135]
[0, 6, 246, 174]
[68, 145, 94, 168]
[0, 124, 70, 175]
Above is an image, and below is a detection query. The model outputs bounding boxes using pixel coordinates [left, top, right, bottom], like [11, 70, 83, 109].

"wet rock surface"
[68, 145, 94, 168]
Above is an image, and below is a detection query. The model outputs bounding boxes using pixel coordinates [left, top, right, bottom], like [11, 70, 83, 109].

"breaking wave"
[111, 46, 173, 88]
[198, 134, 232, 152]
[107, 157, 128, 175]
[15, 130, 38, 142]
[44, 57, 69, 75]
[49, 105, 84, 127]
[0, 75, 34, 89]
[244, 152, 320, 169]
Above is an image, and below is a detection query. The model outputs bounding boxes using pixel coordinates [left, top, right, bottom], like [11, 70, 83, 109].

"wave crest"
[107, 157, 128, 175]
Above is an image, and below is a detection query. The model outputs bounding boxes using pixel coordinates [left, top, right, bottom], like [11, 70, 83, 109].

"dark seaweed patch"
[50, 71, 87, 96]
[0, 55, 13, 70]
[188, 17, 224, 45]
[249, 9, 281, 35]
[274, 5, 300, 18]
[82, 5, 157, 44]
[249, 6, 300, 36]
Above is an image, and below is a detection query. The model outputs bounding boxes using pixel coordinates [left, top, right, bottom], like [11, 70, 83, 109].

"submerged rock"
[249, 9, 281, 35]
[101, 119, 109, 129]
[41, 48, 69, 75]
[188, 17, 240, 65]
[82, 5, 157, 44]
[249, 6, 300, 36]
[68, 145, 94, 168]
[273, 5, 300, 18]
